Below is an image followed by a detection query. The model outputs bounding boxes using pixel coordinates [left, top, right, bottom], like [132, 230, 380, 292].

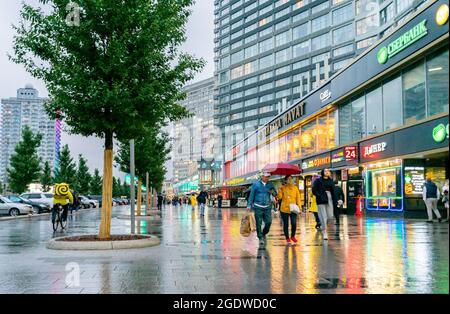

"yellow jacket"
[308, 190, 318, 213]
[53, 183, 74, 205]
[190, 195, 197, 206]
[277, 184, 302, 214]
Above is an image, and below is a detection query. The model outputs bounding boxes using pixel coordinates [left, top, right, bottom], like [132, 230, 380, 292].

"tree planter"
[47, 234, 160, 250]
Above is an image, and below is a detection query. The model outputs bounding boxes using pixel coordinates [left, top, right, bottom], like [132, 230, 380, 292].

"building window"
[380, 3, 394, 25]
[339, 102, 352, 145]
[366, 86, 383, 136]
[332, 24, 354, 45]
[383, 75, 403, 131]
[403, 61, 426, 125]
[293, 40, 310, 58]
[356, 14, 377, 35]
[275, 30, 292, 47]
[427, 48, 449, 117]
[311, 14, 329, 33]
[311, 1, 329, 15]
[275, 47, 292, 64]
[293, 58, 309, 70]
[351, 94, 366, 141]
[293, 10, 309, 23]
[333, 44, 353, 57]
[311, 33, 329, 51]
[397, 0, 414, 14]
[332, 4, 353, 25]
[259, 37, 274, 53]
[356, 36, 377, 49]
[259, 54, 274, 70]
[292, 22, 310, 41]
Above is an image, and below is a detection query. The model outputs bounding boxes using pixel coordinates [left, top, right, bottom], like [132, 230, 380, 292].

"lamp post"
[130, 139, 135, 234]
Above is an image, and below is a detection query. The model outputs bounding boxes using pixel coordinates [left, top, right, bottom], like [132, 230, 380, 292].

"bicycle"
[52, 204, 68, 232]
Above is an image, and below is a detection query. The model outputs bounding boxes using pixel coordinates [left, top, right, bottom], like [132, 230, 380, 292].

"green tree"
[7, 126, 42, 193]
[90, 169, 103, 195]
[75, 154, 91, 194]
[112, 177, 122, 198]
[54, 144, 76, 186]
[122, 180, 130, 197]
[40, 161, 53, 192]
[12, 0, 203, 238]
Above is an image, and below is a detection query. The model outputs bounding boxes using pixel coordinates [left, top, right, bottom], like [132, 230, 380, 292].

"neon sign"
[377, 19, 428, 64]
[363, 142, 387, 158]
[432, 123, 449, 143]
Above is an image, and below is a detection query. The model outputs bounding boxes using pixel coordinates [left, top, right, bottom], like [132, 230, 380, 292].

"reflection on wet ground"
[0, 204, 447, 294]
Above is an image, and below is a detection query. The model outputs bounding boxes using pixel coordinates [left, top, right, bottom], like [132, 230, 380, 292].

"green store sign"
[432, 123, 449, 143]
[377, 19, 428, 64]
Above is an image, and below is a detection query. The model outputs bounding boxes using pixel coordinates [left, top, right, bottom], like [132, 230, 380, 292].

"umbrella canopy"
[262, 163, 301, 176]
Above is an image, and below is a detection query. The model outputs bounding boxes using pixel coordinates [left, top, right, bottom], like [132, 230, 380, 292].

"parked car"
[87, 195, 102, 208]
[5, 195, 51, 214]
[113, 198, 126, 206]
[20, 192, 53, 207]
[0, 196, 34, 216]
[78, 196, 96, 208]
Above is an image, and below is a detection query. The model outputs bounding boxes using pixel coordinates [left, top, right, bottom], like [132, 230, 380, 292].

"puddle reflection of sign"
[404, 167, 425, 195]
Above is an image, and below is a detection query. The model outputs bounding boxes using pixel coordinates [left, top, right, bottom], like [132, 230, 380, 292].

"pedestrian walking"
[423, 177, 442, 223]
[157, 193, 164, 211]
[308, 189, 321, 229]
[217, 194, 223, 211]
[311, 169, 336, 240]
[277, 175, 302, 244]
[197, 188, 208, 216]
[247, 172, 277, 246]
[333, 180, 345, 226]
[442, 180, 449, 222]
[278, 181, 286, 212]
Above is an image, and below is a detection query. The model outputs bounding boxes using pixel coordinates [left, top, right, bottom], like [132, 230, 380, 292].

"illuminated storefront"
[221, 0, 448, 217]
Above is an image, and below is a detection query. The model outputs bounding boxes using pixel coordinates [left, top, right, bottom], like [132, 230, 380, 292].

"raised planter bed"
[47, 234, 160, 250]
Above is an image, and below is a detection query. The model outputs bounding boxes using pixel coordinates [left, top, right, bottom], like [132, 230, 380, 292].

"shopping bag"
[289, 204, 300, 214]
[240, 214, 252, 237]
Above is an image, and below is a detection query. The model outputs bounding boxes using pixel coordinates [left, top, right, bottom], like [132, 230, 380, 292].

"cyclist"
[52, 183, 74, 225]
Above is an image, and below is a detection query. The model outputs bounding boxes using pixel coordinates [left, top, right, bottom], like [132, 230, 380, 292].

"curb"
[46, 234, 161, 250]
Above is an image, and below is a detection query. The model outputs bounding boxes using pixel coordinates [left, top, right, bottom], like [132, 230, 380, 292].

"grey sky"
[0, 0, 214, 179]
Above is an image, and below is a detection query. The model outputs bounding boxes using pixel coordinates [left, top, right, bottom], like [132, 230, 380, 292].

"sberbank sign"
[377, 19, 428, 64]
[432, 123, 449, 143]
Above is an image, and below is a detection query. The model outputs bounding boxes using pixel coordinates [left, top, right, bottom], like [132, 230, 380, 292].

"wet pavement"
[0, 205, 448, 294]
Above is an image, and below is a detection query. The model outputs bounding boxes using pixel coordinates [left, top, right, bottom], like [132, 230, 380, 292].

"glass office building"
[221, 0, 449, 217]
[214, 0, 428, 161]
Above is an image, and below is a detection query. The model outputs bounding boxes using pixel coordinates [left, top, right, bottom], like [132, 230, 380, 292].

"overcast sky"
[0, 0, 214, 179]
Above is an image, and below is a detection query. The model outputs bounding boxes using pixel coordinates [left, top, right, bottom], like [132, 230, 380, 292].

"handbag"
[289, 204, 300, 214]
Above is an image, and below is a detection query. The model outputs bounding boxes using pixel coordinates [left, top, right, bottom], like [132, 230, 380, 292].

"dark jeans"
[254, 205, 272, 240]
[52, 204, 69, 223]
[280, 212, 297, 239]
[157, 203, 162, 211]
[333, 205, 341, 224]
[313, 212, 321, 226]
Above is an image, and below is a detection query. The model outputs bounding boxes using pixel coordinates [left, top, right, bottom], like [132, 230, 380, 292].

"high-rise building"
[214, 0, 427, 158]
[0, 85, 58, 185]
[171, 77, 216, 186]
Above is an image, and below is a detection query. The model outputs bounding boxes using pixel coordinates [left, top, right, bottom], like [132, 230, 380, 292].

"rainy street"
[0, 205, 448, 294]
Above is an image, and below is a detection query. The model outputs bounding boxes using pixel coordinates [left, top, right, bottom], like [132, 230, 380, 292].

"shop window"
[301, 119, 316, 156]
[286, 127, 301, 161]
[427, 49, 449, 117]
[383, 75, 402, 131]
[366, 161, 403, 211]
[403, 61, 426, 125]
[339, 102, 352, 145]
[351, 95, 366, 141]
[366, 86, 383, 136]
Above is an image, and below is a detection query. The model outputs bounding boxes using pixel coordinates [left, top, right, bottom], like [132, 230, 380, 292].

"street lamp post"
[130, 139, 135, 234]
[145, 172, 149, 212]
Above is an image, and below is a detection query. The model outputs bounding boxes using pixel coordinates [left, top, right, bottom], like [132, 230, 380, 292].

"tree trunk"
[137, 180, 142, 216]
[99, 131, 113, 240]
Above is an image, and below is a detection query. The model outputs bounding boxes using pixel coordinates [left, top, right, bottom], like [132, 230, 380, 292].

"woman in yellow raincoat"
[308, 189, 321, 229]
[277, 175, 302, 244]
[190, 194, 197, 208]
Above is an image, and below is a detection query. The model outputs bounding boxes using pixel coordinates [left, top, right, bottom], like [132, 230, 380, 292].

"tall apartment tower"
[213, 0, 427, 158]
[0, 85, 57, 185]
[172, 77, 216, 184]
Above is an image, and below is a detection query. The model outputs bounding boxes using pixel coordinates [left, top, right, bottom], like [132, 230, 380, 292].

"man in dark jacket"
[217, 194, 223, 210]
[157, 194, 164, 211]
[312, 169, 336, 240]
[197, 188, 209, 216]
[333, 181, 345, 226]
[423, 177, 442, 223]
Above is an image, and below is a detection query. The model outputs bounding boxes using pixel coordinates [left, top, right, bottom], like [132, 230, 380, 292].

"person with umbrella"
[277, 175, 302, 244]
